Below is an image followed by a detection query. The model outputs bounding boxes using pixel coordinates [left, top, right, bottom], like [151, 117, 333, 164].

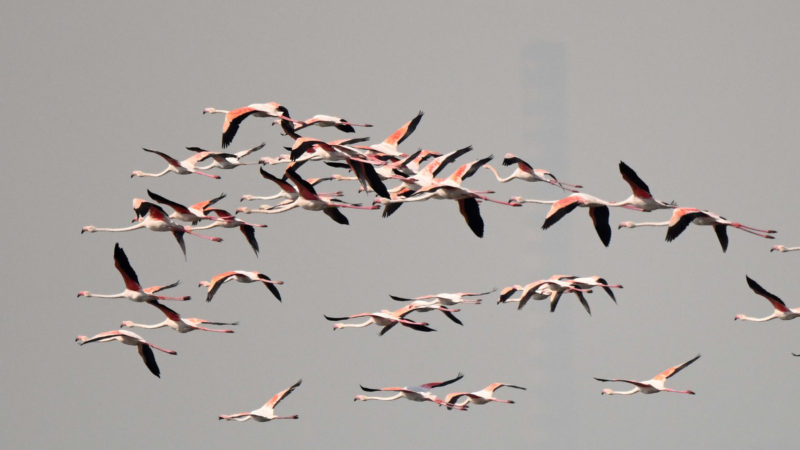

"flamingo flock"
[74, 99, 792, 424]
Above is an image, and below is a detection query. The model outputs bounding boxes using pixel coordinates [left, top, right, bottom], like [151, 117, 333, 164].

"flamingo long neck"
[483, 165, 514, 183]
[518, 198, 557, 205]
[736, 313, 779, 322]
[81, 291, 126, 299]
[87, 223, 147, 233]
[606, 387, 640, 395]
[359, 393, 404, 401]
[628, 221, 671, 228]
[337, 320, 374, 329]
[133, 168, 171, 177]
[125, 320, 170, 330]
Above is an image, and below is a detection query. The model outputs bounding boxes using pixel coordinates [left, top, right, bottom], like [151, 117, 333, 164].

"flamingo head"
[235, 207, 250, 215]
[202, 107, 219, 114]
[354, 395, 367, 402]
[600, 389, 613, 395]
[734, 314, 745, 321]
[77, 291, 89, 297]
[333, 324, 344, 331]
[508, 196, 524, 204]
[198, 281, 210, 288]
[618, 221, 635, 229]
[771, 245, 785, 252]
[130, 170, 145, 178]
[120, 321, 133, 328]
[80, 226, 96, 234]
[75, 335, 88, 344]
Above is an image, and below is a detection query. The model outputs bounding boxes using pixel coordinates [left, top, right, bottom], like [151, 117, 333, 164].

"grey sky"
[3, 1, 799, 449]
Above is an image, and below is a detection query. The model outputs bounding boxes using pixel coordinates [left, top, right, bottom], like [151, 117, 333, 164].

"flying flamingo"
[384, 156, 521, 237]
[771, 245, 800, 253]
[219, 379, 302, 422]
[390, 302, 464, 326]
[82, 200, 222, 257]
[203, 102, 299, 148]
[185, 142, 265, 170]
[389, 289, 495, 306]
[278, 130, 391, 198]
[77, 243, 190, 303]
[146, 190, 226, 224]
[498, 278, 593, 313]
[483, 153, 582, 192]
[239, 167, 341, 206]
[131, 148, 220, 179]
[352, 110, 424, 157]
[617, 207, 776, 252]
[567, 276, 623, 303]
[75, 329, 177, 378]
[199, 270, 283, 302]
[288, 114, 373, 133]
[444, 382, 527, 409]
[238, 168, 379, 225]
[595, 354, 701, 395]
[614, 161, 676, 211]
[121, 301, 238, 333]
[538, 193, 630, 247]
[377, 145, 474, 218]
[355, 373, 467, 410]
[191, 208, 265, 256]
[734, 275, 800, 322]
[324, 306, 435, 336]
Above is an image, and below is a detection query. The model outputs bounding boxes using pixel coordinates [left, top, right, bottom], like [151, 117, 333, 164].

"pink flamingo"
[219, 379, 302, 422]
[146, 190, 226, 224]
[355, 373, 467, 410]
[444, 382, 526, 409]
[483, 153, 582, 192]
[121, 301, 237, 333]
[75, 329, 177, 378]
[238, 168, 378, 225]
[131, 148, 220, 179]
[595, 354, 700, 395]
[77, 243, 190, 303]
[617, 207, 776, 252]
[191, 208, 265, 256]
[614, 161, 676, 211]
[185, 142, 265, 170]
[199, 270, 283, 302]
[324, 306, 435, 336]
[289, 114, 373, 133]
[389, 290, 494, 306]
[352, 110, 424, 157]
[735, 275, 800, 322]
[82, 200, 222, 257]
[203, 102, 299, 148]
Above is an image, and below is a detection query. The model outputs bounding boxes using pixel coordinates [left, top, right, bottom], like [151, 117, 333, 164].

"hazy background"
[3, 1, 799, 448]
